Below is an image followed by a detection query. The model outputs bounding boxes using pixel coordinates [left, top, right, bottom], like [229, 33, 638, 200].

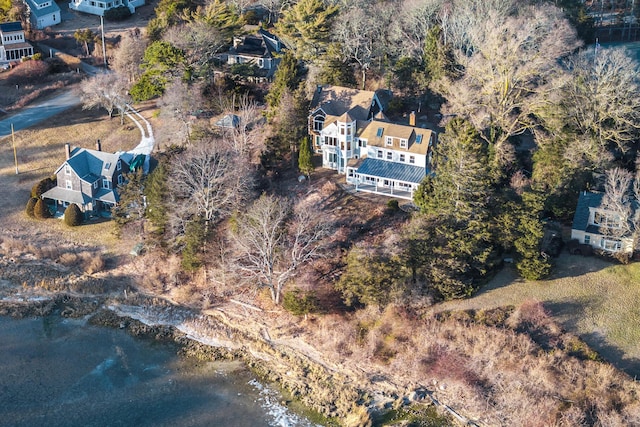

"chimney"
[409, 111, 416, 127]
[64, 143, 71, 160]
[95, 139, 101, 152]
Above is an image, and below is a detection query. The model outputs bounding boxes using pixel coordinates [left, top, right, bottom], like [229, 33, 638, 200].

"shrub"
[104, 5, 132, 21]
[31, 176, 56, 198]
[25, 197, 38, 218]
[386, 199, 399, 212]
[32, 53, 42, 61]
[283, 289, 319, 315]
[33, 199, 50, 219]
[64, 203, 83, 226]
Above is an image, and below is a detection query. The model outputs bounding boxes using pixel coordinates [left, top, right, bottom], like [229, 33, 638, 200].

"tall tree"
[514, 190, 552, 280]
[158, 79, 204, 143]
[74, 29, 95, 57]
[230, 194, 330, 304]
[79, 73, 130, 122]
[298, 136, 313, 178]
[275, 0, 339, 60]
[112, 29, 146, 84]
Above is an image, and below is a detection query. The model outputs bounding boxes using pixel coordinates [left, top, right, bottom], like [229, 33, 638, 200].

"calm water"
[0, 315, 317, 427]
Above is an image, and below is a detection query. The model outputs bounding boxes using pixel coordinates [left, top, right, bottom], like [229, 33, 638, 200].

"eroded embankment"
[0, 290, 452, 427]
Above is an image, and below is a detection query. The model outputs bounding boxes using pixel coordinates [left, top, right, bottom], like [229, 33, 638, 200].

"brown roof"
[310, 85, 376, 121]
[360, 120, 433, 155]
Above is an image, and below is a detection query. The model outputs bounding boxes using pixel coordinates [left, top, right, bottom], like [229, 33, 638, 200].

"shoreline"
[0, 292, 453, 427]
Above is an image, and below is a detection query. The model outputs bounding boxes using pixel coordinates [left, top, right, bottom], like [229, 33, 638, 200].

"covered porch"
[345, 157, 424, 200]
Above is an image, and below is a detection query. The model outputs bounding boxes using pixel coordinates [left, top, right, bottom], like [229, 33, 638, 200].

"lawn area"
[434, 252, 640, 377]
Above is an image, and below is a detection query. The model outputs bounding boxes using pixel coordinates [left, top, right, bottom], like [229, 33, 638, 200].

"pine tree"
[33, 199, 50, 219]
[298, 136, 313, 178]
[64, 203, 83, 227]
[514, 190, 552, 280]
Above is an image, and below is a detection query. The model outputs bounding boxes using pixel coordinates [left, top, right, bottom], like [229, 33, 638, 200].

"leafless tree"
[165, 21, 227, 77]
[439, 4, 580, 168]
[111, 29, 146, 84]
[600, 167, 635, 242]
[390, 0, 440, 58]
[169, 138, 252, 237]
[78, 73, 130, 122]
[229, 194, 330, 304]
[219, 92, 265, 156]
[158, 79, 204, 143]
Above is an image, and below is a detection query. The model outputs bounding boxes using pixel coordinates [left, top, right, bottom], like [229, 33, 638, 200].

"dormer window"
[400, 139, 408, 148]
[385, 136, 393, 146]
[313, 116, 324, 131]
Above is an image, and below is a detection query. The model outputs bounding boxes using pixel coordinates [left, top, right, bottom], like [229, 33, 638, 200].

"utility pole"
[11, 123, 18, 174]
[100, 15, 107, 71]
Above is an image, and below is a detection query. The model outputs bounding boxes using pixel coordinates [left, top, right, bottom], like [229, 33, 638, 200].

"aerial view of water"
[0, 315, 317, 427]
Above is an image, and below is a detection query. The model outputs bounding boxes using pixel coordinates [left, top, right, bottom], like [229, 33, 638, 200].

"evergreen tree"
[33, 199, 50, 219]
[514, 190, 552, 280]
[265, 51, 300, 121]
[25, 197, 38, 218]
[113, 169, 146, 229]
[144, 161, 169, 235]
[64, 203, 83, 226]
[31, 176, 56, 198]
[298, 136, 313, 177]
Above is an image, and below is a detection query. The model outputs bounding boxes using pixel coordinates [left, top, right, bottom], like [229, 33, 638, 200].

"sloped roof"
[41, 187, 91, 205]
[25, 0, 61, 17]
[360, 120, 433, 155]
[310, 85, 377, 121]
[356, 158, 426, 183]
[0, 22, 23, 33]
[572, 192, 603, 232]
[62, 147, 124, 182]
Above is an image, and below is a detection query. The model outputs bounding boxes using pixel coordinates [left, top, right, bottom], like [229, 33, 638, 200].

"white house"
[68, 0, 144, 16]
[308, 85, 433, 200]
[570, 191, 635, 254]
[24, 0, 61, 29]
[0, 22, 34, 64]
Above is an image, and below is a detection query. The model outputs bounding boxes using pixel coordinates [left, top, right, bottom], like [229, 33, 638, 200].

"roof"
[215, 114, 240, 128]
[3, 42, 32, 50]
[310, 85, 377, 121]
[25, 0, 61, 17]
[359, 120, 433, 155]
[572, 192, 603, 232]
[0, 22, 23, 33]
[230, 29, 283, 58]
[356, 158, 426, 183]
[60, 147, 125, 182]
[41, 186, 91, 205]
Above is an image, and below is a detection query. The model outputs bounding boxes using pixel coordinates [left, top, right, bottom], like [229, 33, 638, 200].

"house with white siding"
[308, 85, 434, 200]
[68, 0, 144, 16]
[570, 191, 636, 254]
[24, 0, 61, 29]
[0, 22, 34, 64]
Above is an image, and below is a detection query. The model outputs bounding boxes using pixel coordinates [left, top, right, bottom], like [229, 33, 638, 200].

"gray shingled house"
[41, 142, 131, 218]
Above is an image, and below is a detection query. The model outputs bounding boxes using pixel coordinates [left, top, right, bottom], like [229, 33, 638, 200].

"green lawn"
[434, 252, 640, 377]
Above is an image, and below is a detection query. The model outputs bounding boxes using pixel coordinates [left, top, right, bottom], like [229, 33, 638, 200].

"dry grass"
[434, 252, 640, 377]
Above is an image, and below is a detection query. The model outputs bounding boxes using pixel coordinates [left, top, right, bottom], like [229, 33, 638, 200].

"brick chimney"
[64, 143, 71, 160]
[95, 139, 101, 152]
[409, 111, 416, 127]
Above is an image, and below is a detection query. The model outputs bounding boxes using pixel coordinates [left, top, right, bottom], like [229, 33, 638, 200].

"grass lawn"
[434, 252, 640, 377]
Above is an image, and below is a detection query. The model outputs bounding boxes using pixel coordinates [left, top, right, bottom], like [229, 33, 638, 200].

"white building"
[308, 85, 434, 200]
[0, 22, 34, 64]
[24, 0, 61, 29]
[68, 0, 145, 16]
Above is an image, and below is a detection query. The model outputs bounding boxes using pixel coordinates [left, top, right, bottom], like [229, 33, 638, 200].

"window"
[103, 179, 110, 189]
[400, 154, 405, 162]
[340, 126, 345, 135]
[409, 156, 415, 164]
[104, 162, 111, 170]
[584, 235, 590, 245]
[65, 180, 72, 189]
[358, 140, 367, 148]
[313, 116, 324, 131]
[93, 181, 98, 189]
[416, 134, 423, 144]
[117, 160, 121, 171]
[65, 165, 71, 175]
[386, 152, 392, 160]
[593, 210, 622, 228]
[601, 238, 622, 252]
[385, 136, 393, 146]
[118, 175, 123, 185]
[377, 150, 383, 159]
[376, 127, 384, 137]
[400, 139, 407, 148]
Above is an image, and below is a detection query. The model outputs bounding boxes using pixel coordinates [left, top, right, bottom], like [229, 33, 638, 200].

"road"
[0, 91, 81, 138]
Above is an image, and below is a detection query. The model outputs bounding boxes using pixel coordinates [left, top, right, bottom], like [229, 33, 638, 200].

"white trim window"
[400, 139, 407, 148]
[600, 238, 622, 252]
[313, 116, 324, 131]
[117, 160, 122, 171]
[409, 155, 415, 164]
[400, 154, 405, 162]
[65, 180, 72, 189]
[377, 150, 383, 159]
[103, 179, 111, 189]
[386, 152, 392, 160]
[65, 165, 71, 175]
[385, 136, 393, 146]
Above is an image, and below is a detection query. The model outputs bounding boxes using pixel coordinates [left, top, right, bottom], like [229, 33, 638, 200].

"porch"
[351, 181, 415, 200]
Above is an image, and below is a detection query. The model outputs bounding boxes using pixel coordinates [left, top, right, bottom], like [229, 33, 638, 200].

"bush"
[31, 176, 56, 198]
[25, 197, 38, 218]
[283, 289, 319, 315]
[33, 198, 50, 219]
[104, 5, 132, 21]
[386, 199, 399, 212]
[64, 203, 83, 226]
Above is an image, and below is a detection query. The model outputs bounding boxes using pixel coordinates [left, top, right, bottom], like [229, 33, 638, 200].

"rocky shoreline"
[0, 291, 453, 426]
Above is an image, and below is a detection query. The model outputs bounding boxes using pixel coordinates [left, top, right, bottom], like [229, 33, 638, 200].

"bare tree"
[169, 138, 252, 236]
[390, 0, 440, 58]
[165, 21, 227, 78]
[439, 4, 581, 168]
[112, 29, 146, 84]
[600, 167, 635, 240]
[229, 194, 330, 304]
[78, 73, 130, 121]
[158, 79, 204, 143]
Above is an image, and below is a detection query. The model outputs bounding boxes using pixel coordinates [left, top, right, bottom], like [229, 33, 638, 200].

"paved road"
[0, 91, 81, 138]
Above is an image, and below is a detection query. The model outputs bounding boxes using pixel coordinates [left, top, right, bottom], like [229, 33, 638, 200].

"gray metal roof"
[356, 158, 426, 183]
[62, 148, 124, 181]
[25, 0, 60, 17]
[41, 187, 91, 206]
[572, 191, 603, 232]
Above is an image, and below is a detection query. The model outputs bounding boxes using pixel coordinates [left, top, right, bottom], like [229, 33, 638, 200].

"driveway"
[0, 91, 80, 138]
